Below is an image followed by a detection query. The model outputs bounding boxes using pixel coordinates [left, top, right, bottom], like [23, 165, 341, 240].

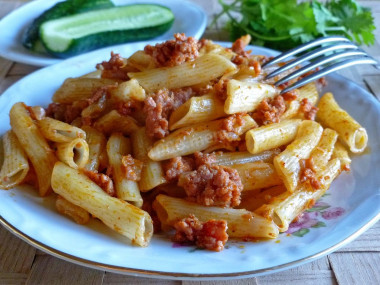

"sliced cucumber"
[22, 0, 115, 51]
[40, 4, 174, 58]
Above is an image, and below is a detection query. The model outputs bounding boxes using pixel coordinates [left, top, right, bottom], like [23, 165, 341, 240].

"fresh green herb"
[214, 0, 375, 50]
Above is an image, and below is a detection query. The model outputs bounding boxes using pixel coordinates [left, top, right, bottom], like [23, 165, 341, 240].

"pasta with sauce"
[0, 33, 367, 251]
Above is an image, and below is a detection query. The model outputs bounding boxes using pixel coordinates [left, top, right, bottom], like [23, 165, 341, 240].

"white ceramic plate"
[0, 0, 206, 66]
[0, 43, 379, 280]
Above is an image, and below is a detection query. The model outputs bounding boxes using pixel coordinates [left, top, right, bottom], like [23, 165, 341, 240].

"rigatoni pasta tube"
[224, 80, 277, 114]
[0, 131, 29, 190]
[56, 195, 90, 225]
[274, 120, 323, 193]
[82, 126, 107, 172]
[153, 194, 279, 239]
[148, 114, 257, 161]
[128, 53, 236, 92]
[107, 133, 143, 207]
[317, 92, 368, 153]
[229, 162, 282, 191]
[9, 102, 56, 196]
[51, 162, 153, 246]
[94, 110, 139, 135]
[38, 117, 86, 143]
[331, 141, 352, 171]
[169, 94, 225, 130]
[246, 119, 302, 154]
[52, 77, 117, 103]
[308, 128, 338, 172]
[131, 127, 166, 191]
[214, 149, 280, 166]
[256, 158, 341, 232]
[56, 138, 89, 169]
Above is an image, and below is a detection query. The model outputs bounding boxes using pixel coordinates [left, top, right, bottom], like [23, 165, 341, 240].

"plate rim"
[0, 42, 380, 280]
[0, 0, 207, 66]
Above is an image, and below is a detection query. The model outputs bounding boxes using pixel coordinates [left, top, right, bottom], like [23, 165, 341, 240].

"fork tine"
[265, 42, 359, 80]
[274, 50, 369, 87]
[262, 36, 350, 68]
[280, 57, 380, 94]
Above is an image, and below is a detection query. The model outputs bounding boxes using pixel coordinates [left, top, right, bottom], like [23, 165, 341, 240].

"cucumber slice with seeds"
[40, 4, 175, 58]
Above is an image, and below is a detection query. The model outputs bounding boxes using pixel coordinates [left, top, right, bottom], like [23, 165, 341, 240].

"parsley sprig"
[214, 0, 375, 50]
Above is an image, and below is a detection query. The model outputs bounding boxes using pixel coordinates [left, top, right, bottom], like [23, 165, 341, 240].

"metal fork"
[262, 36, 380, 94]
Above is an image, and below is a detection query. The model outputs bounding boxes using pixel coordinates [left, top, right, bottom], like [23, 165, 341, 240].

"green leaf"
[292, 228, 310, 237]
[311, 221, 327, 228]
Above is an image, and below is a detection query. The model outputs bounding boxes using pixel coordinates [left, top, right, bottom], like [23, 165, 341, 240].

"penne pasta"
[169, 94, 225, 130]
[148, 114, 257, 161]
[128, 53, 236, 92]
[273, 120, 323, 192]
[230, 162, 283, 191]
[38, 117, 86, 143]
[317, 92, 368, 153]
[331, 141, 352, 171]
[224, 80, 277, 114]
[82, 126, 107, 172]
[52, 77, 118, 103]
[56, 195, 90, 225]
[308, 128, 338, 172]
[107, 133, 143, 207]
[94, 110, 139, 135]
[245, 119, 302, 154]
[9, 102, 56, 196]
[131, 127, 166, 191]
[56, 138, 89, 169]
[153, 194, 279, 239]
[214, 149, 280, 166]
[51, 162, 153, 246]
[0, 131, 30, 190]
[256, 158, 341, 232]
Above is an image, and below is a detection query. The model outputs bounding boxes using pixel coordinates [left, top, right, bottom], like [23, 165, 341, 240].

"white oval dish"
[0, 42, 379, 280]
[0, 0, 207, 66]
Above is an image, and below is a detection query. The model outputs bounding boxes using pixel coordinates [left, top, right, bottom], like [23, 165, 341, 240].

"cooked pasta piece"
[214, 149, 280, 166]
[56, 195, 90, 224]
[52, 162, 153, 246]
[274, 120, 323, 192]
[107, 133, 143, 207]
[52, 77, 117, 103]
[224, 80, 277, 114]
[128, 53, 236, 92]
[56, 138, 89, 169]
[153, 194, 279, 239]
[169, 94, 225, 130]
[109, 79, 146, 102]
[245, 119, 302, 154]
[0, 131, 29, 190]
[82, 126, 107, 172]
[309, 128, 338, 172]
[9, 102, 56, 196]
[331, 141, 352, 171]
[317, 92, 368, 153]
[149, 114, 257, 161]
[256, 158, 341, 231]
[94, 110, 139, 135]
[38, 117, 86, 143]
[230, 162, 282, 191]
[131, 127, 166, 191]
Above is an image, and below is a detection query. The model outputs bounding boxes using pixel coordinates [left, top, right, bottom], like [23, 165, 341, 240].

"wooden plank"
[0, 58, 13, 80]
[328, 252, 380, 285]
[0, 226, 36, 273]
[103, 273, 180, 285]
[0, 75, 22, 95]
[183, 279, 258, 285]
[337, 221, 380, 252]
[364, 75, 380, 101]
[0, 272, 28, 285]
[257, 257, 335, 285]
[25, 255, 104, 285]
[8, 64, 39, 77]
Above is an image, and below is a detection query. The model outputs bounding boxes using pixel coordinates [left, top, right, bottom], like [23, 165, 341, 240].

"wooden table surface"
[0, 0, 379, 284]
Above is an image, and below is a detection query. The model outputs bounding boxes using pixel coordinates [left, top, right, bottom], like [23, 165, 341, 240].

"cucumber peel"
[22, 0, 115, 51]
[40, 4, 175, 58]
